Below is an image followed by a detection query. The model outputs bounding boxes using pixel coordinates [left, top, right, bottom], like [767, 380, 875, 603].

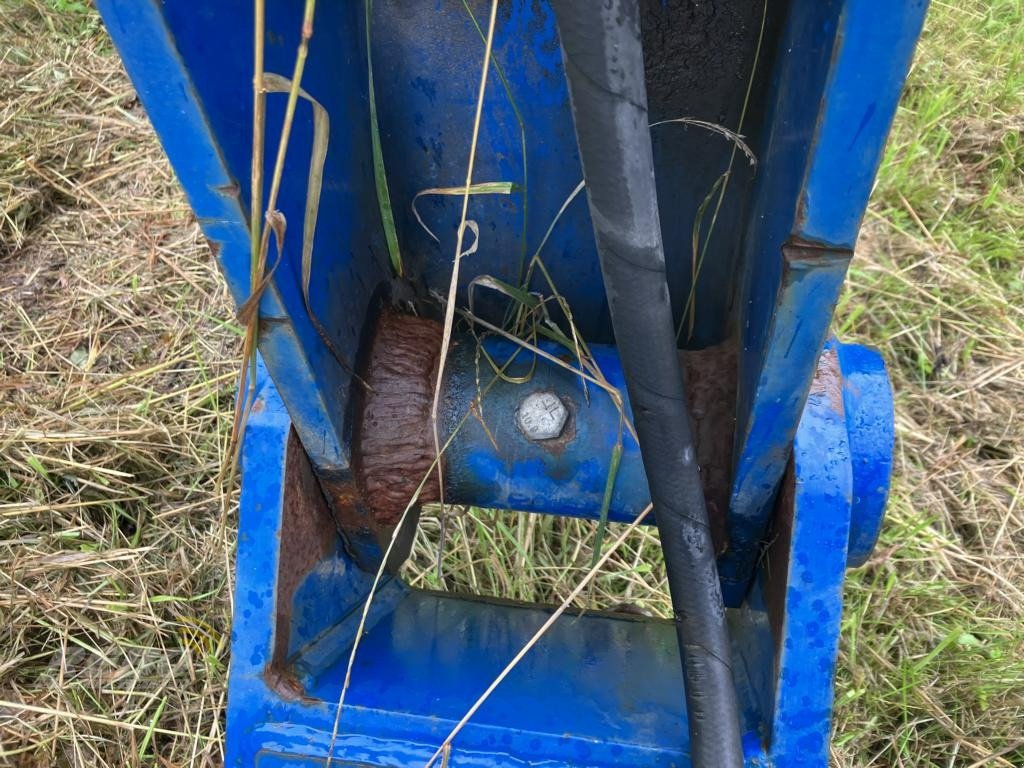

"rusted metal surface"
[681, 342, 737, 555]
[319, 468, 421, 575]
[265, 429, 336, 699]
[353, 313, 737, 550]
[353, 311, 444, 525]
[317, 472, 369, 536]
[809, 344, 845, 415]
[763, 461, 796, 657]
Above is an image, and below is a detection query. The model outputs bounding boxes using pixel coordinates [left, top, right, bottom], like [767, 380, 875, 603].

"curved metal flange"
[837, 343, 895, 567]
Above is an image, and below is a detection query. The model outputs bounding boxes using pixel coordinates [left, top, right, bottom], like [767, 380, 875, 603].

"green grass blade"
[138, 696, 167, 759]
[678, 171, 729, 341]
[589, 439, 623, 571]
[467, 273, 538, 317]
[365, 0, 402, 276]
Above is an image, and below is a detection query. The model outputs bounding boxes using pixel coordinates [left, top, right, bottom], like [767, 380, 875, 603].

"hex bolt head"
[516, 391, 569, 441]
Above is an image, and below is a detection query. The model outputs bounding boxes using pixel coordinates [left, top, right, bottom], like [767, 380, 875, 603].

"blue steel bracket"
[726, 0, 928, 603]
[229, 345, 889, 767]
[837, 343, 894, 567]
[97, 0, 385, 476]
[725, 242, 852, 603]
[96, 0, 919, 600]
[428, 331, 891, 580]
[734, 345, 858, 767]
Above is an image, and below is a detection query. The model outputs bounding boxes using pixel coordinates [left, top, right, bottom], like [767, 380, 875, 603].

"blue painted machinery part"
[95, 0, 924, 765]
[363, 321, 892, 575]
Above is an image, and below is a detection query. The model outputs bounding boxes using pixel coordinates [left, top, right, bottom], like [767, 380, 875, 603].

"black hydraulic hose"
[550, 2, 744, 766]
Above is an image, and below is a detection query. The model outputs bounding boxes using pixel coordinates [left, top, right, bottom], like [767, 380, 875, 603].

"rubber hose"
[549, 2, 744, 766]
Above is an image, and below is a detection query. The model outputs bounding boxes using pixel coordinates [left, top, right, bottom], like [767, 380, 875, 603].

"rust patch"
[354, 311, 443, 525]
[782, 238, 853, 270]
[319, 469, 422, 574]
[263, 665, 306, 702]
[809, 345, 844, 414]
[318, 473, 367, 532]
[214, 180, 242, 200]
[317, 471, 375, 570]
[266, 429, 336, 689]
[681, 340, 737, 555]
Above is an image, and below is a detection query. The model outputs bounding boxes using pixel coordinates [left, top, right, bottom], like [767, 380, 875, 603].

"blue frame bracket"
[92, 0, 920, 763]
[727, 0, 928, 601]
[225, 347, 883, 767]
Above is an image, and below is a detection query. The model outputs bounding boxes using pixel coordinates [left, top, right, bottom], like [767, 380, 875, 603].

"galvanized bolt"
[516, 391, 568, 441]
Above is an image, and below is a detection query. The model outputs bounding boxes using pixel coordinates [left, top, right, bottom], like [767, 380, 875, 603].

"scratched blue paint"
[287, 541, 378, 659]
[229, 357, 289, 682]
[224, 365, 773, 768]
[723, 254, 851, 605]
[734, 0, 841, 430]
[731, 589, 776, 746]
[728, 0, 850, 605]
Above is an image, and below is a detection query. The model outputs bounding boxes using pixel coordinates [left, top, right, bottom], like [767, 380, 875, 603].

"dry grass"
[1, 0, 1021, 766]
[1, 3, 236, 765]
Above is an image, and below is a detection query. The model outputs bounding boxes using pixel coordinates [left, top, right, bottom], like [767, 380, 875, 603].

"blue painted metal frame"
[96, 0, 375, 472]
[733, 347, 856, 767]
[96, 0, 922, 595]
[227, 349, 876, 767]
[724, 0, 928, 603]
[94, 1, 920, 763]
[838, 344, 895, 567]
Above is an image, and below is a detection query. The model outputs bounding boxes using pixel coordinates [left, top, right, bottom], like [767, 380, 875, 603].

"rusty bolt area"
[516, 391, 569, 441]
